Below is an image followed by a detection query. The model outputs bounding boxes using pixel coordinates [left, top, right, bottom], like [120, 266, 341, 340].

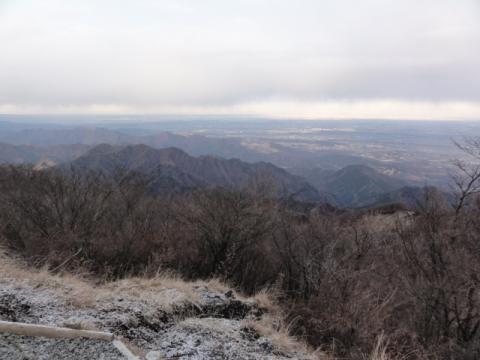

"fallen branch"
[113, 339, 142, 360]
[50, 247, 83, 273]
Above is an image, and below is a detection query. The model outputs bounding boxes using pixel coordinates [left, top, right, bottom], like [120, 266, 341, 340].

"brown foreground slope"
[0, 253, 324, 360]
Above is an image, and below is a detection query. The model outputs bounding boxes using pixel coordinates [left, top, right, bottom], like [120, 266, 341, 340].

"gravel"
[0, 333, 123, 360]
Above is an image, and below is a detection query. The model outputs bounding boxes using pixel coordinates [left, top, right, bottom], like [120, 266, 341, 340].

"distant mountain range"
[0, 142, 90, 165]
[0, 126, 449, 208]
[0, 126, 393, 171]
[0, 126, 260, 160]
[68, 144, 325, 202]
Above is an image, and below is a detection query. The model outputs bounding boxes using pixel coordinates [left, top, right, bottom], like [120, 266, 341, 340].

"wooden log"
[0, 320, 114, 341]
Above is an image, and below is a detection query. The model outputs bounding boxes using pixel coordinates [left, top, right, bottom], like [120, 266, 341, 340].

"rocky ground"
[0, 334, 123, 360]
[0, 256, 318, 359]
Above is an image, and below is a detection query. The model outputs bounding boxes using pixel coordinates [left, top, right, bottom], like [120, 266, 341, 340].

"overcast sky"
[0, 0, 479, 120]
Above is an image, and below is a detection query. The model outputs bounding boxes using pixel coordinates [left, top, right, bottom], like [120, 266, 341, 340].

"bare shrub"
[169, 188, 278, 293]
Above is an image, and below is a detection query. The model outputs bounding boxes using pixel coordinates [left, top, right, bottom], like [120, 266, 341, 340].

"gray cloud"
[0, 0, 479, 118]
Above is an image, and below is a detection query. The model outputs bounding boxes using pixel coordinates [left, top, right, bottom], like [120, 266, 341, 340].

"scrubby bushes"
[1, 164, 480, 359]
[0, 166, 168, 275]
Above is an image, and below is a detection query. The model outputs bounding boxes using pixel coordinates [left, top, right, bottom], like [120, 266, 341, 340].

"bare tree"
[452, 138, 480, 215]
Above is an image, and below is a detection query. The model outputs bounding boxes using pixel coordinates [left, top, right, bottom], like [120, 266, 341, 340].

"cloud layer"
[0, 0, 479, 119]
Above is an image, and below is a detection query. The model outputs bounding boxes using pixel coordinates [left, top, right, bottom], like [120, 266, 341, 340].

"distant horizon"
[0, 113, 479, 124]
[1, 100, 480, 121]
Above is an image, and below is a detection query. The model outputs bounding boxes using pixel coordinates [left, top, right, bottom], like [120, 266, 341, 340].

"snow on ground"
[0, 256, 318, 359]
[0, 333, 123, 360]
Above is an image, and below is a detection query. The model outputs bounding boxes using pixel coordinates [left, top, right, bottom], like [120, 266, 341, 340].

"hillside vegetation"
[0, 157, 479, 359]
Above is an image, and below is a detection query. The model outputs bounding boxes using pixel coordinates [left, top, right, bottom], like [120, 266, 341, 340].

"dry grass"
[100, 274, 201, 311]
[250, 288, 280, 313]
[1, 251, 274, 314]
[0, 250, 97, 308]
[0, 250, 29, 279]
[1, 250, 213, 311]
[367, 334, 393, 360]
[241, 314, 328, 360]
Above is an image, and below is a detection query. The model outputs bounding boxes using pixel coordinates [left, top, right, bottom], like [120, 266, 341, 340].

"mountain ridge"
[303, 164, 407, 207]
[69, 144, 326, 202]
